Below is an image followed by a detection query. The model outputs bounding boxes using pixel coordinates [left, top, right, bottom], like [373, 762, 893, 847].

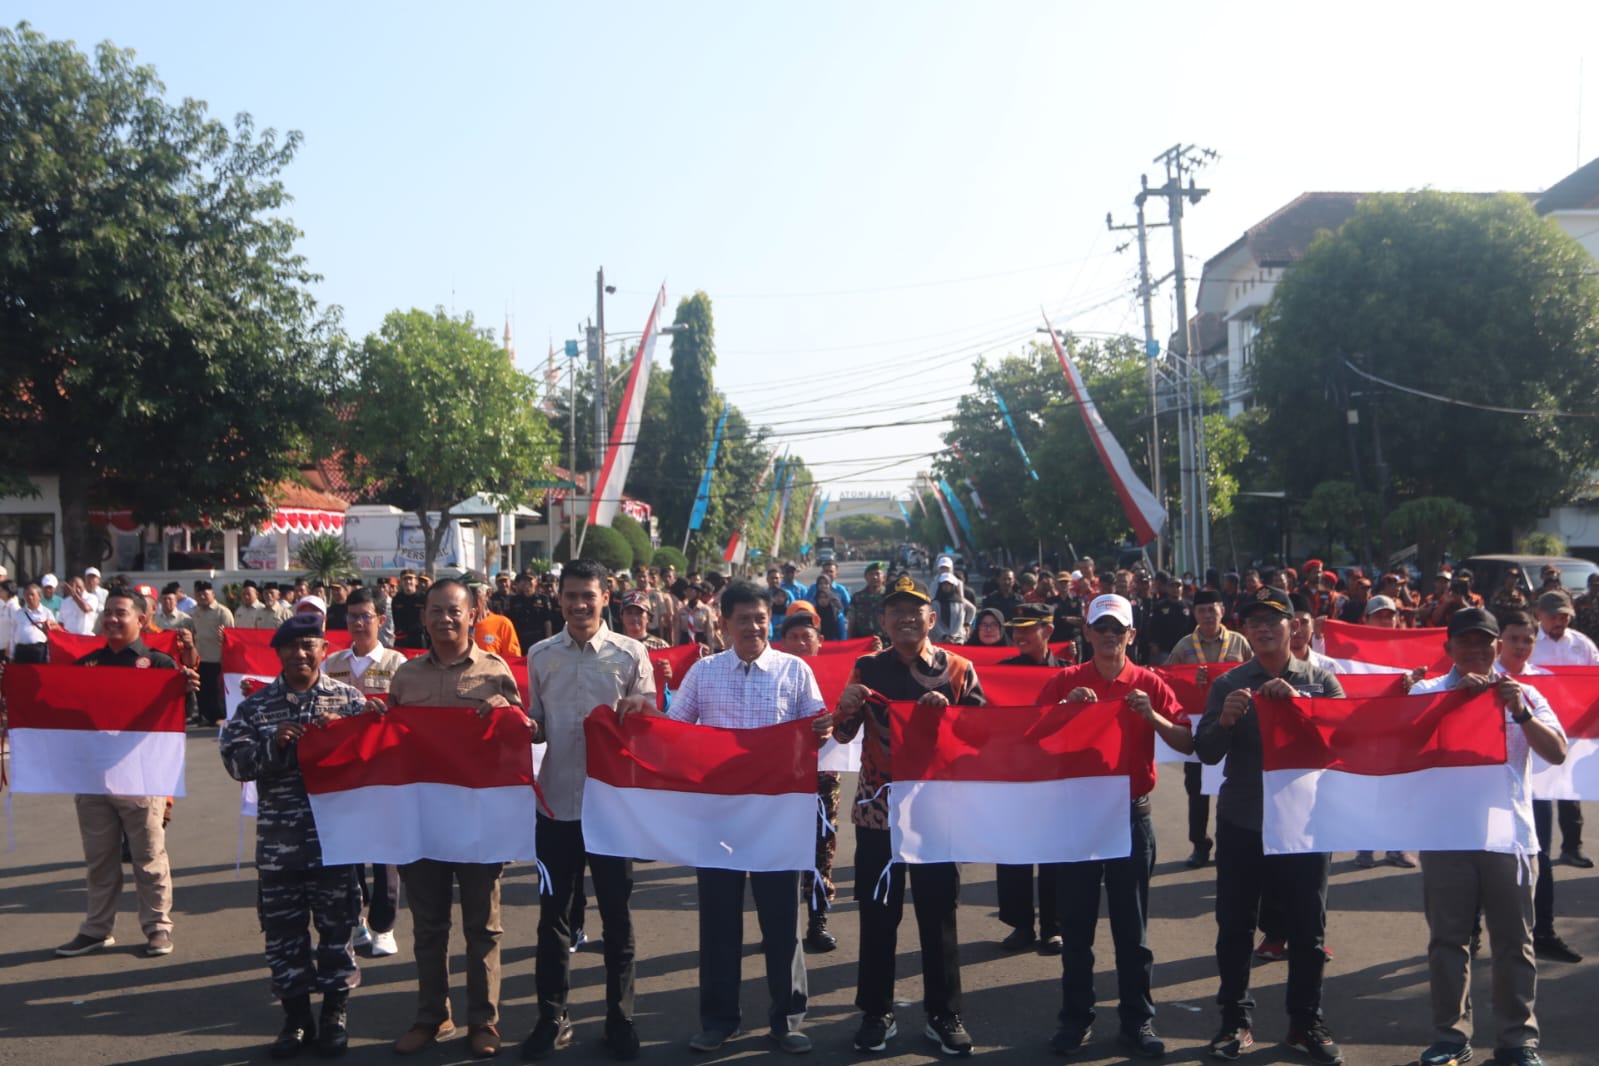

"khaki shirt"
[1167, 627, 1252, 665]
[235, 603, 280, 630]
[153, 608, 194, 634]
[526, 623, 655, 821]
[388, 641, 521, 710]
[190, 602, 235, 662]
[323, 646, 409, 698]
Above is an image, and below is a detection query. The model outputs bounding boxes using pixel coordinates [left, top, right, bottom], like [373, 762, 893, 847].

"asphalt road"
[2, 572, 1595, 1066]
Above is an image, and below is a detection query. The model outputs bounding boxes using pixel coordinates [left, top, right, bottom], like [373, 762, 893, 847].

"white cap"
[1086, 594, 1134, 628]
[84, 566, 102, 577]
[294, 595, 328, 616]
[936, 555, 954, 571]
[935, 572, 960, 587]
[1364, 595, 1399, 617]
[1070, 570, 1083, 581]
[41, 572, 59, 587]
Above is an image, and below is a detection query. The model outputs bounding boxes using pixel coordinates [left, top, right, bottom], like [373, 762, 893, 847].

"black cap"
[1154, 570, 1173, 584]
[1193, 589, 1223, 607]
[1237, 586, 1292, 620]
[192, 579, 212, 592]
[780, 610, 820, 637]
[242, 579, 259, 590]
[1004, 603, 1055, 628]
[882, 574, 931, 605]
[1288, 592, 1313, 615]
[1446, 606, 1500, 639]
[162, 581, 183, 595]
[270, 613, 326, 648]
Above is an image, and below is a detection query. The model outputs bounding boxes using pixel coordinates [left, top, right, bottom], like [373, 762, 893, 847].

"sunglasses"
[1090, 621, 1127, 636]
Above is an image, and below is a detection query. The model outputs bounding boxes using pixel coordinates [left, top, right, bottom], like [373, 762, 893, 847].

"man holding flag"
[1194, 587, 1345, 1064]
[1408, 608, 1566, 1066]
[1034, 594, 1192, 1059]
[220, 612, 369, 1059]
[660, 580, 832, 1055]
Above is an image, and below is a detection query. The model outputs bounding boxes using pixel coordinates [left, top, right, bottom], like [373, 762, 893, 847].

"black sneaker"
[1118, 1022, 1166, 1058]
[1049, 1023, 1088, 1056]
[1419, 1040, 1473, 1065]
[1533, 934, 1582, 963]
[853, 1014, 896, 1053]
[1209, 1026, 1253, 1061]
[520, 1014, 573, 1061]
[54, 933, 114, 957]
[604, 1015, 640, 1061]
[1285, 1021, 1343, 1064]
[1491, 1049, 1545, 1066]
[925, 1014, 973, 1057]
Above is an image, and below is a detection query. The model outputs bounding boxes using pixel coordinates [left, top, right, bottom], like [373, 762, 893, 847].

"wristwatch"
[1511, 708, 1532, 724]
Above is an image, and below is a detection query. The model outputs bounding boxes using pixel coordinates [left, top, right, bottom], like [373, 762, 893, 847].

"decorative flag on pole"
[991, 380, 1040, 481]
[926, 477, 964, 551]
[963, 478, 989, 521]
[686, 406, 728, 532]
[587, 284, 667, 531]
[4, 664, 189, 796]
[938, 478, 978, 548]
[797, 486, 821, 551]
[771, 470, 797, 559]
[582, 710, 818, 871]
[297, 705, 541, 866]
[814, 493, 831, 536]
[888, 698, 1134, 864]
[761, 453, 788, 523]
[1257, 692, 1512, 855]
[722, 528, 743, 563]
[897, 499, 914, 526]
[1041, 310, 1165, 545]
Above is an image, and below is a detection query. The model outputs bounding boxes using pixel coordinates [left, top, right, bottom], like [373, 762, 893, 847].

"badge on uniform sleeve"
[135, 657, 152, 669]
[483, 635, 497, 645]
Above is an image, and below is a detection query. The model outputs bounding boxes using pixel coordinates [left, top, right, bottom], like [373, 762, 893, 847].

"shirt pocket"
[455, 675, 505, 703]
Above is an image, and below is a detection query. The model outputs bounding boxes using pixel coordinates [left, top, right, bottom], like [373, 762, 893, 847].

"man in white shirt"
[1408, 608, 1566, 1066]
[59, 575, 102, 636]
[1528, 590, 1596, 869]
[11, 581, 56, 662]
[657, 580, 831, 1055]
[83, 566, 110, 608]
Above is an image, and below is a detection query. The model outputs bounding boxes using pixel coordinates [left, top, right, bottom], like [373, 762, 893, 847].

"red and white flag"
[1257, 691, 1511, 855]
[889, 699, 1133, 864]
[1319, 619, 1450, 675]
[50, 629, 181, 661]
[587, 284, 667, 531]
[1152, 662, 1246, 765]
[582, 710, 817, 872]
[297, 705, 540, 865]
[1520, 670, 1599, 801]
[647, 644, 702, 711]
[3, 664, 187, 796]
[223, 628, 353, 722]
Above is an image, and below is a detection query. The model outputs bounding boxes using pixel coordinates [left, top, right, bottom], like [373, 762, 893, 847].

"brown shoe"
[394, 1021, 455, 1055]
[469, 1023, 502, 1058]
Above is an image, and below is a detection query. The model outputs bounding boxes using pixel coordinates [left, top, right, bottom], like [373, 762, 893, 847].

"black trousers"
[696, 868, 807, 1035]
[12, 642, 49, 664]
[853, 826, 961, 1019]
[198, 661, 224, 724]
[1557, 799, 1583, 853]
[534, 816, 635, 1020]
[1184, 762, 1211, 847]
[1533, 800, 1556, 939]
[996, 863, 1059, 938]
[1057, 807, 1156, 1033]
[1214, 819, 1328, 1028]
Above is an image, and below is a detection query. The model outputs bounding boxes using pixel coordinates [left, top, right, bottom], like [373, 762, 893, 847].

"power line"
[1343, 359, 1599, 418]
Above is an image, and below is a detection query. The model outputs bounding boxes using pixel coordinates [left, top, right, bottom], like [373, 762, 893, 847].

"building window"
[0, 513, 55, 583]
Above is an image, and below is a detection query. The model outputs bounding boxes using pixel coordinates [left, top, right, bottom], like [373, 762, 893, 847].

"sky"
[19, 2, 1599, 505]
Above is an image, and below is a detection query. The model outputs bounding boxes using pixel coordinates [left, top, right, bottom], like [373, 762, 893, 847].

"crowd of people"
[3, 549, 1591, 1066]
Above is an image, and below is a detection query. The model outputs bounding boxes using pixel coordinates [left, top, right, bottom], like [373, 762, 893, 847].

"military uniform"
[235, 602, 281, 630]
[220, 674, 367, 1003]
[848, 588, 888, 642]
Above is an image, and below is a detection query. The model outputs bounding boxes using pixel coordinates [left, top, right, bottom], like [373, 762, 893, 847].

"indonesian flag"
[582, 710, 817, 872]
[647, 644, 702, 711]
[3, 664, 187, 796]
[889, 699, 1133, 864]
[50, 629, 180, 661]
[935, 643, 1076, 667]
[587, 284, 667, 530]
[1152, 662, 1245, 764]
[1041, 309, 1164, 545]
[223, 628, 353, 722]
[1257, 691, 1512, 855]
[1520, 671, 1599, 801]
[1319, 619, 1450, 675]
[297, 705, 540, 865]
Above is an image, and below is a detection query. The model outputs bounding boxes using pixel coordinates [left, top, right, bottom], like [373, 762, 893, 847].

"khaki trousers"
[75, 794, 172, 938]
[1421, 850, 1539, 1049]
[399, 859, 504, 1027]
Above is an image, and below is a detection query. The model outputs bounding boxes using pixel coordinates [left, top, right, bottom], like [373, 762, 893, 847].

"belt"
[1131, 793, 1152, 817]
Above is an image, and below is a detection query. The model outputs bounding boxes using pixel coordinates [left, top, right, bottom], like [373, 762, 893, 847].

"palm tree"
[294, 533, 359, 587]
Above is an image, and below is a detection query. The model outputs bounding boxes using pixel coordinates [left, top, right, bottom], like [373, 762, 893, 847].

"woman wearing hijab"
[965, 607, 1010, 647]
[929, 574, 975, 643]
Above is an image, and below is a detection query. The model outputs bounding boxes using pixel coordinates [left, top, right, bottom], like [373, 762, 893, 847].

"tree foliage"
[341, 308, 557, 574]
[1252, 191, 1599, 545]
[0, 23, 342, 571]
[833, 514, 907, 543]
[1387, 496, 1475, 576]
[654, 292, 717, 546]
[611, 512, 652, 565]
[294, 532, 359, 585]
[577, 524, 632, 572]
[651, 545, 689, 573]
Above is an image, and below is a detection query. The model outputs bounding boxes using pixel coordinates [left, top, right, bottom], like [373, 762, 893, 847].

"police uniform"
[219, 672, 367, 1010]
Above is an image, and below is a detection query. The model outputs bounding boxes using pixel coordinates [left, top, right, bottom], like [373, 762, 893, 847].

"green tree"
[656, 293, 717, 545]
[294, 532, 359, 586]
[1252, 191, 1599, 545]
[577, 524, 632, 572]
[1520, 531, 1567, 556]
[651, 545, 689, 573]
[1388, 496, 1476, 576]
[341, 308, 557, 574]
[611, 512, 652, 566]
[833, 514, 907, 543]
[0, 24, 343, 572]
[1299, 480, 1377, 563]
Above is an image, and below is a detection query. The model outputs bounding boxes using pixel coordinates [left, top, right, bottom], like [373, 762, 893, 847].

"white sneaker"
[369, 929, 399, 957]
[569, 929, 588, 954]
[352, 919, 372, 949]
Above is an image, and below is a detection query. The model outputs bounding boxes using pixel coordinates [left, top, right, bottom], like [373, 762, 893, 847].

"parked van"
[1458, 554, 1599, 598]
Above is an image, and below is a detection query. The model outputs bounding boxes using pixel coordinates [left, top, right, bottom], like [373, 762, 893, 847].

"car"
[1458, 554, 1599, 598]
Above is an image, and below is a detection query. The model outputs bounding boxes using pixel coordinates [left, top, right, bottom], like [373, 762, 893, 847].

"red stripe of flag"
[1153, 662, 1246, 720]
[584, 709, 815, 796]
[297, 705, 535, 793]
[1320, 619, 1451, 673]
[1519, 672, 1599, 738]
[1257, 692, 1507, 776]
[647, 644, 701, 709]
[4, 663, 188, 733]
[50, 629, 180, 660]
[891, 699, 1131, 784]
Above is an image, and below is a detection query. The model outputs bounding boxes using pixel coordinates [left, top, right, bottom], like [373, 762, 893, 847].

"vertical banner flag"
[814, 493, 831, 536]
[927, 477, 964, 552]
[686, 406, 728, 532]
[939, 478, 978, 548]
[897, 498, 914, 526]
[771, 471, 796, 559]
[761, 452, 788, 523]
[1041, 310, 1165, 545]
[797, 486, 821, 553]
[991, 381, 1040, 481]
[588, 284, 667, 529]
[963, 478, 989, 521]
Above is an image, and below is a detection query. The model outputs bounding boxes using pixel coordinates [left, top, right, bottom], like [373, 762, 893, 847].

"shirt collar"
[427, 642, 482, 669]
[731, 643, 779, 674]
[561, 621, 612, 652]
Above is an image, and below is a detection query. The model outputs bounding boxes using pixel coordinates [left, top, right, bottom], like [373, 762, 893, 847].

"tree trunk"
[416, 508, 440, 577]
[58, 466, 101, 577]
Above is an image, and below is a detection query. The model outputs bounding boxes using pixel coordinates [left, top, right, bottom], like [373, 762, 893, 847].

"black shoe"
[1186, 841, 1213, 869]
[271, 997, 317, 1060]
[604, 1015, 640, 1061]
[999, 926, 1036, 951]
[1208, 1025, 1253, 1061]
[316, 994, 348, 1058]
[1049, 1024, 1088, 1056]
[1491, 1049, 1546, 1066]
[1118, 1022, 1166, 1058]
[54, 933, 114, 957]
[1285, 1021, 1343, 1064]
[1557, 847, 1594, 869]
[925, 1014, 973, 1057]
[520, 1014, 573, 1061]
[1038, 934, 1063, 956]
[853, 1013, 897, 1053]
[803, 912, 836, 953]
[1533, 934, 1583, 963]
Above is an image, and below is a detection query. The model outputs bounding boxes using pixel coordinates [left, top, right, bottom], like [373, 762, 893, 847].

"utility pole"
[590, 267, 609, 477]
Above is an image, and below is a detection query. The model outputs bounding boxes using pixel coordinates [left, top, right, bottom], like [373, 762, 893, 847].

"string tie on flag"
[535, 857, 554, 895]
[816, 794, 836, 837]
[856, 782, 890, 808]
[809, 869, 831, 911]
[872, 862, 894, 903]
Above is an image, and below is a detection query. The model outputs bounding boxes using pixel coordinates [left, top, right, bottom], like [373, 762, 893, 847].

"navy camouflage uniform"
[220, 674, 367, 1000]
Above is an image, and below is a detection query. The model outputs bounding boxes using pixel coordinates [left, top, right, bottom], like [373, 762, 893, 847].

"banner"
[990, 382, 1040, 481]
[1041, 310, 1165, 545]
[927, 478, 964, 552]
[298, 705, 540, 865]
[771, 470, 797, 559]
[1257, 692, 1511, 855]
[938, 478, 977, 548]
[1318, 619, 1451, 675]
[4, 664, 187, 796]
[588, 284, 667, 530]
[582, 710, 817, 872]
[50, 629, 180, 661]
[686, 406, 728, 532]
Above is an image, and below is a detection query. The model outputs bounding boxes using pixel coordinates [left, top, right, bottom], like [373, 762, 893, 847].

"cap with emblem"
[1086, 595, 1134, 628]
[1238, 586, 1293, 620]
[1537, 590, 1576, 617]
[621, 591, 652, 613]
[1004, 603, 1055, 628]
[883, 575, 931, 605]
[270, 612, 326, 648]
[1447, 607, 1500, 639]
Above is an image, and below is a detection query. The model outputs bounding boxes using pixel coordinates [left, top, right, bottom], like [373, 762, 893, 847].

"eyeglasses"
[1090, 621, 1127, 636]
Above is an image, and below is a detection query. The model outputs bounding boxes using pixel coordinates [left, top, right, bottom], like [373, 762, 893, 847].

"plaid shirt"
[667, 644, 825, 729]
